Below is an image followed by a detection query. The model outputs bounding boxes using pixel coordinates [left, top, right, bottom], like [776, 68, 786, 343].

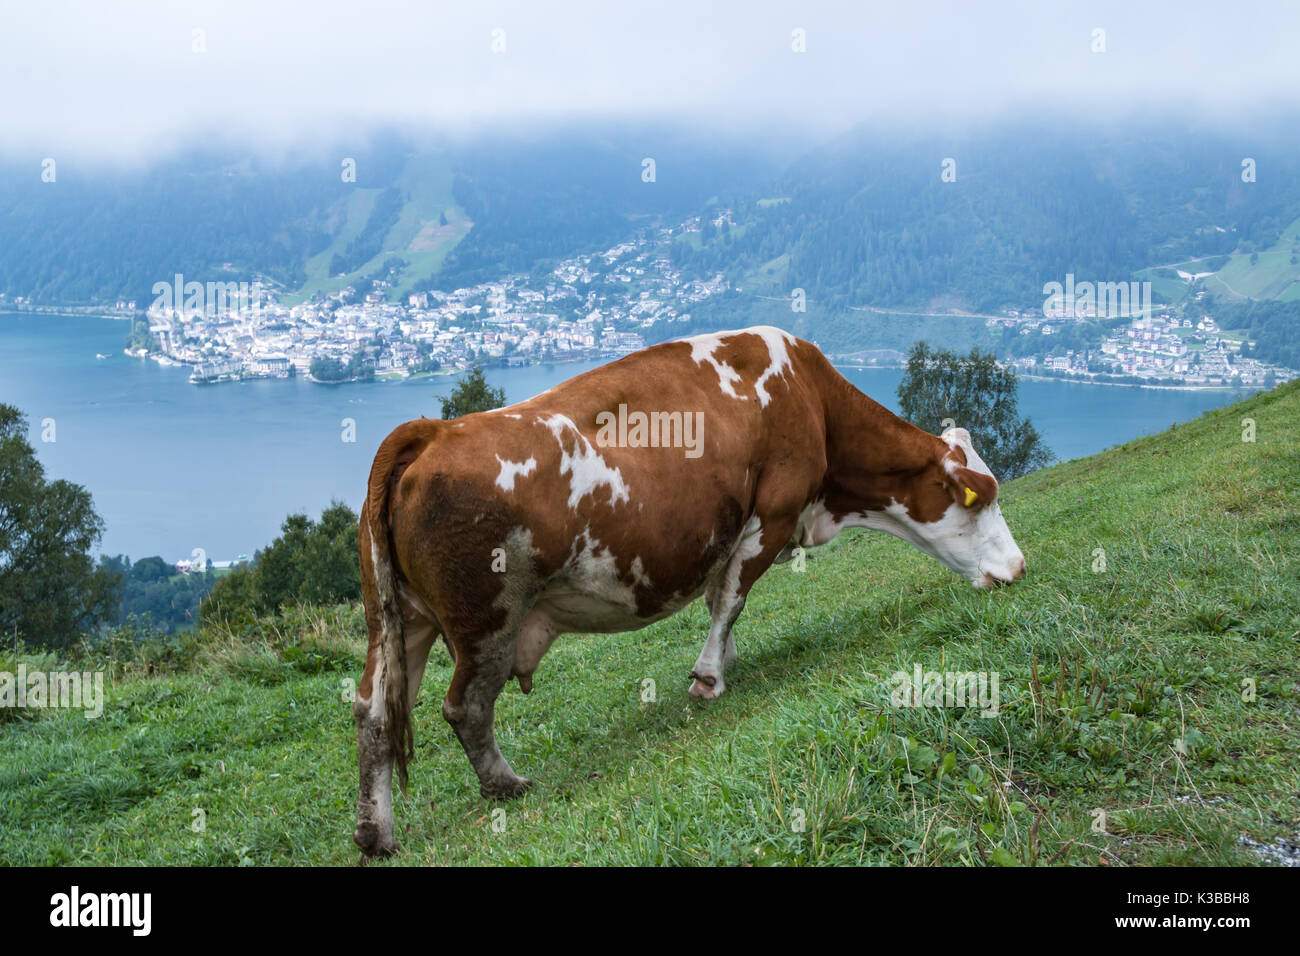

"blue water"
[0, 312, 1255, 561]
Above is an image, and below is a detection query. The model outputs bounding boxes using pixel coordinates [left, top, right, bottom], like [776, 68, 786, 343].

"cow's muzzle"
[979, 556, 1026, 589]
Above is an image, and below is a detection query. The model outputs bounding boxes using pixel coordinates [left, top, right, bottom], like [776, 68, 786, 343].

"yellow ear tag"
[964, 486, 978, 507]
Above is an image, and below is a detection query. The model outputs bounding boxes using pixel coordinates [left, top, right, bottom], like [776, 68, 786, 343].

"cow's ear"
[943, 465, 998, 510]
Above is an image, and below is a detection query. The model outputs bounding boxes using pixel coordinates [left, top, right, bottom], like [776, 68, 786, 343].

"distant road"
[847, 304, 1007, 320]
[739, 290, 1008, 321]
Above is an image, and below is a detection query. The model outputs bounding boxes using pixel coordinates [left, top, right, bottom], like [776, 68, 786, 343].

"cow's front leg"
[442, 628, 533, 799]
[689, 589, 746, 699]
[689, 512, 798, 700]
[689, 515, 767, 699]
[722, 628, 739, 669]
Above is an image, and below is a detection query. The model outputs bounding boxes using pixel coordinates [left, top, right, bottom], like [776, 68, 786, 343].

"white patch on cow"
[723, 516, 763, 591]
[494, 455, 537, 492]
[793, 498, 846, 548]
[565, 529, 639, 611]
[688, 332, 746, 400]
[941, 427, 991, 475]
[529, 530, 685, 635]
[503, 413, 522, 419]
[748, 326, 797, 406]
[686, 326, 796, 407]
[628, 555, 653, 590]
[537, 414, 629, 510]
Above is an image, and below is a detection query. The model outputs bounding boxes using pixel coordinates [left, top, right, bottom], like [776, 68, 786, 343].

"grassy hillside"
[1199, 216, 1300, 302]
[288, 154, 472, 304]
[1135, 216, 1300, 307]
[2, 383, 1298, 866]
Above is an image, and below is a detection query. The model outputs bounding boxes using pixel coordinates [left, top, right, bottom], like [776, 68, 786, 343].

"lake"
[0, 312, 1257, 561]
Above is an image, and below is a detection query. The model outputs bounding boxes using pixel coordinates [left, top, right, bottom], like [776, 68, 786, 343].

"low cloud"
[4, 0, 1298, 163]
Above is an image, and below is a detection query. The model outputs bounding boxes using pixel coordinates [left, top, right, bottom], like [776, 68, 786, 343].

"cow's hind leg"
[442, 627, 532, 799]
[353, 607, 437, 859]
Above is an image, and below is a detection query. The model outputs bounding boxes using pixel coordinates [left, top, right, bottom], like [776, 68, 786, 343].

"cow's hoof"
[481, 774, 533, 800]
[688, 673, 725, 699]
[353, 825, 398, 859]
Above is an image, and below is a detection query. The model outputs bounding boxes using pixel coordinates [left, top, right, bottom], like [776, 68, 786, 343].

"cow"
[352, 326, 1025, 857]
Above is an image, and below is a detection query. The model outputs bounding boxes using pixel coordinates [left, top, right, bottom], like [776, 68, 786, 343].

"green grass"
[2, 384, 1298, 866]
[1139, 272, 1192, 306]
[1142, 216, 1300, 303]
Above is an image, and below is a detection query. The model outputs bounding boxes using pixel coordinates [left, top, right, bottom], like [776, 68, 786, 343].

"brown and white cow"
[352, 326, 1025, 856]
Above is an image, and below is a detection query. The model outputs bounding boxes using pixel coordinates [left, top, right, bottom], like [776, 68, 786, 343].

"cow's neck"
[819, 371, 945, 518]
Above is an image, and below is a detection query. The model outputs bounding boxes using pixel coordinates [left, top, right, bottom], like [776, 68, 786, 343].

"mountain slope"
[2, 382, 1298, 865]
[0, 127, 783, 307]
[288, 153, 471, 303]
[673, 123, 1300, 316]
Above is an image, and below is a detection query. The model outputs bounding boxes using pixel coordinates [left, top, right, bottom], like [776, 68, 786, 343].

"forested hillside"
[0, 153, 341, 304]
[670, 122, 1300, 314]
[0, 126, 780, 307]
[5, 120, 1300, 340]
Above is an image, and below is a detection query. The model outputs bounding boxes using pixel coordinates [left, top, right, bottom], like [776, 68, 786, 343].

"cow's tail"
[362, 422, 431, 793]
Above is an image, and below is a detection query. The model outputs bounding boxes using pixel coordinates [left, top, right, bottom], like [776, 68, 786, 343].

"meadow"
[1138, 216, 1300, 305]
[1, 382, 1297, 866]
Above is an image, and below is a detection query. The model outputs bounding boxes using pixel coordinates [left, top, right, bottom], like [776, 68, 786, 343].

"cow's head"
[877, 427, 1026, 589]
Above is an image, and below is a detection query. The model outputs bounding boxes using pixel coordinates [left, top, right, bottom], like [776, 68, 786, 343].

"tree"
[310, 350, 373, 383]
[439, 367, 506, 419]
[309, 356, 347, 382]
[130, 555, 172, 583]
[199, 501, 361, 624]
[345, 349, 374, 382]
[97, 553, 216, 634]
[125, 318, 159, 352]
[198, 561, 261, 625]
[897, 343, 1053, 481]
[0, 404, 120, 649]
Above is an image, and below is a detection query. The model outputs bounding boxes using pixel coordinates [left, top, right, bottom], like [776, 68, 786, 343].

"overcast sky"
[4, 0, 1298, 162]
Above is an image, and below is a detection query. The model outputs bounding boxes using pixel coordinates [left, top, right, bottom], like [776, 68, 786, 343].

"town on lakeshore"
[996, 309, 1293, 389]
[124, 219, 728, 385]
[2, 211, 1294, 391]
